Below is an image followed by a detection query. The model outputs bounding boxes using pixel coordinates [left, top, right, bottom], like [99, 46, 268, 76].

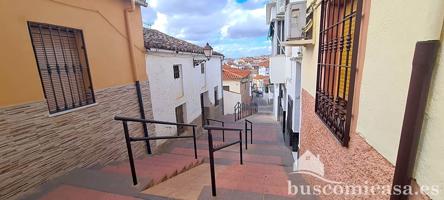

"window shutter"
[28, 22, 95, 114]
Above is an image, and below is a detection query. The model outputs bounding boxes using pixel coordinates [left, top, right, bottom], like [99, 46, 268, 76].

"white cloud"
[142, 0, 270, 58]
[152, 13, 168, 32]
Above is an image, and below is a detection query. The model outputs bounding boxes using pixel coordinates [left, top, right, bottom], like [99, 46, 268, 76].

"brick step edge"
[143, 157, 205, 190]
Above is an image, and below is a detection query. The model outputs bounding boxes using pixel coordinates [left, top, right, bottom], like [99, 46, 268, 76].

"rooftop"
[223, 67, 251, 80]
[258, 60, 269, 67]
[253, 75, 269, 80]
[143, 28, 223, 56]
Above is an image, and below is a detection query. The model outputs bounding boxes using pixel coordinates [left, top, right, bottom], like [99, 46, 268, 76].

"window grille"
[315, 0, 363, 146]
[173, 65, 180, 79]
[201, 63, 205, 74]
[214, 86, 219, 106]
[28, 22, 95, 114]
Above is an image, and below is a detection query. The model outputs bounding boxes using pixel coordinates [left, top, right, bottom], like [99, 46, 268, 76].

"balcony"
[269, 55, 287, 84]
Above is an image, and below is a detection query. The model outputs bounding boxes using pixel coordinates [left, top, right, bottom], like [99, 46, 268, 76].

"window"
[315, 0, 363, 146]
[28, 22, 95, 114]
[275, 20, 285, 55]
[175, 104, 185, 135]
[214, 86, 219, 106]
[173, 64, 181, 79]
[223, 86, 230, 91]
[303, 2, 315, 40]
[201, 63, 205, 74]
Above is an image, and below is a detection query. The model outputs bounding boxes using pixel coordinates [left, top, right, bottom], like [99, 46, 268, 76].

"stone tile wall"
[0, 81, 155, 199]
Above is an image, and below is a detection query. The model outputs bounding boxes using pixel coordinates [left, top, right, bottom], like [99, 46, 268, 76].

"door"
[200, 93, 206, 125]
[287, 96, 293, 134]
[175, 105, 185, 135]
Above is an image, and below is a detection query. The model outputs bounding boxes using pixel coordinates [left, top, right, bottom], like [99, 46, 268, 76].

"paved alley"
[143, 113, 315, 200]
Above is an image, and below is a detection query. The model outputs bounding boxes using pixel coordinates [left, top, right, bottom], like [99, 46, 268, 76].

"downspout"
[221, 56, 225, 115]
[390, 40, 440, 200]
[124, 0, 152, 154]
[125, 0, 138, 81]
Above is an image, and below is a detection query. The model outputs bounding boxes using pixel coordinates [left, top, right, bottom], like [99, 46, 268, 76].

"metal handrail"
[204, 125, 243, 196]
[115, 116, 198, 127]
[114, 116, 198, 185]
[206, 118, 225, 142]
[244, 119, 253, 149]
[234, 102, 258, 121]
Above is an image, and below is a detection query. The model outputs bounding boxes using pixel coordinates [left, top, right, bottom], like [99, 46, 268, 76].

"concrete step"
[23, 154, 204, 200]
[22, 168, 166, 200]
[100, 153, 204, 189]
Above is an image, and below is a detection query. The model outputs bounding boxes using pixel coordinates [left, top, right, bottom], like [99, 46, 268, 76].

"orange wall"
[0, 0, 147, 107]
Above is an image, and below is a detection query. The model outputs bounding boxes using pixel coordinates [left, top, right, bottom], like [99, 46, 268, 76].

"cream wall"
[301, 0, 320, 97]
[223, 80, 241, 93]
[0, 0, 147, 107]
[301, 0, 444, 198]
[414, 33, 444, 199]
[223, 90, 241, 115]
[356, 0, 444, 164]
[356, 0, 443, 198]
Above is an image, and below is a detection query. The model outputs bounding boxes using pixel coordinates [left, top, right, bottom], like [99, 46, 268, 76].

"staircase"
[27, 153, 204, 199]
[101, 153, 204, 189]
[234, 102, 258, 121]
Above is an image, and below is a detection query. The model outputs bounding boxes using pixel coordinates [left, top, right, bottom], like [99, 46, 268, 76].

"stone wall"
[0, 81, 155, 199]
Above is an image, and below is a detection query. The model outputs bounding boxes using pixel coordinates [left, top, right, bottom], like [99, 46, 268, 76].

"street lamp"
[194, 43, 213, 66]
[203, 43, 213, 60]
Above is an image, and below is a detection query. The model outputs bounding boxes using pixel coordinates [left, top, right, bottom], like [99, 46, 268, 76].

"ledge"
[282, 39, 314, 47]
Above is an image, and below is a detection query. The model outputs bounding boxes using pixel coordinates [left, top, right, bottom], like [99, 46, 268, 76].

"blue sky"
[141, 0, 271, 58]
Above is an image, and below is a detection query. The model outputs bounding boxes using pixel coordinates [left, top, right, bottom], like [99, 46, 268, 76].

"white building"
[257, 60, 270, 76]
[143, 28, 224, 144]
[266, 0, 306, 146]
[222, 67, 252, 114]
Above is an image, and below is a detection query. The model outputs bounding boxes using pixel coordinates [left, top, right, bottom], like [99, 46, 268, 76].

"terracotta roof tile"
[143, 28, 223, 56]
[253, 75, 269, 80]
[223, 67, 251, 80]
[258, 60, 269, 67]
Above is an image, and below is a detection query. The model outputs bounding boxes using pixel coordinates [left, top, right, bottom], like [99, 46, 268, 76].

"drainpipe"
[125, 0, 138, 81]
[390, 40, 440, 200]
[124, 0, 151, 154]
[221, 56, 225, 115]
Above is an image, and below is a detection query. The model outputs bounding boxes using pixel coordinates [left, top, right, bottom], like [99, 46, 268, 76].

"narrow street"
[24, 95, 317, 200]
[143, 112, 314, 200]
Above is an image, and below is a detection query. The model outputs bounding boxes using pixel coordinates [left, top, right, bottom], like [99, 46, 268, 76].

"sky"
[141, 0, 271, 58]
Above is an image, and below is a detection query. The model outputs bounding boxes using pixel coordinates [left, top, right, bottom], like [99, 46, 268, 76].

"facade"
[252, 75, 270, 92]
[267, 0, 444, 199]
[266, 0, 304, 144]
[0, 0, 154, 199]
[222, 67, 252, 114]
[143, 29, 224, 141]
[257, 60, 270, 76]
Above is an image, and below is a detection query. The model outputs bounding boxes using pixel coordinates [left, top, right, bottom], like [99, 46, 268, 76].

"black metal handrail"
[234, 102, 258, 121]
[234, 102, 241, 121]
[204, 125, 243, 196]
[206, 118, 225, 142]
[114, 116, 198, 185]
[244, 119, 253, 149]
